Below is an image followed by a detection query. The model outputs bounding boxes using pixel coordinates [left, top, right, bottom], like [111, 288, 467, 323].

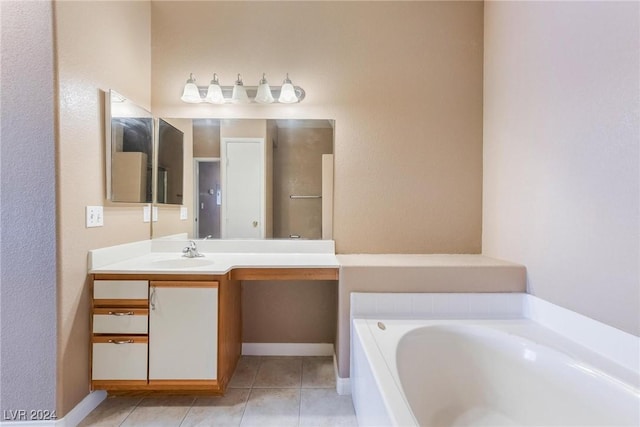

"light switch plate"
[152, 206, 158, 222]
[143, 205, 151, 223]
[86, 206, 104, 228]
[180, 206, 188, 220]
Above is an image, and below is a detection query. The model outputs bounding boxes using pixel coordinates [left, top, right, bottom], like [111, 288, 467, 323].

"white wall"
[0, 0, 57, 417]
[483, 1, 640, 335]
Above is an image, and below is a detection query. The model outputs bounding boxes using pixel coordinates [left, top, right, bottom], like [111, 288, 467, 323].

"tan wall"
[151, 1, 484, 254]
[193, 119, 220, 158]
[242, 281, 337, 343]
[55, 0, 152, 416]
[483, 1, 640, 335]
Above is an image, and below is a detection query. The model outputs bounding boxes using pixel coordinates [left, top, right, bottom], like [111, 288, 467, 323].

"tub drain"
[377, 321, 386, 330]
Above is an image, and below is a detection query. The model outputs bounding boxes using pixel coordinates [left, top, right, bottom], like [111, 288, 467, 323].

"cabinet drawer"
[93, 308, 148, 334]
[92, 336, 148, 381]
[94, 280, 148, 305]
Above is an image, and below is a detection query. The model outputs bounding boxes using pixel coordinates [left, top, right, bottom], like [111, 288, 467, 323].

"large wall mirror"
[151, 118, 334, 240]
[105, 90, 153, 203]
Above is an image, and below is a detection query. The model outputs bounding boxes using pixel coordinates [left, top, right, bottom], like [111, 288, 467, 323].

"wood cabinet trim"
[93, 267, 339, 282]
[147, 380, 219, 386]
[92, 380, 148, 389]
[230, 267, 339, 281]
[94, 273, 217, 281]
[92, 336, 148, 344]
[93, 308, 148, 316]
[94, 299, 148, 308]
[150, 281, 219, 288]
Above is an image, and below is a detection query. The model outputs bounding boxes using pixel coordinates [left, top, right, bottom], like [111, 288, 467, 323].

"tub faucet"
[182, 240, 204, 258]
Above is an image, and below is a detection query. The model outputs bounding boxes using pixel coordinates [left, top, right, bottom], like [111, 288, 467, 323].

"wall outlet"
[86, 206, 104, 228]
[180, 206, 188, 220]
[143, 205, 151, 223]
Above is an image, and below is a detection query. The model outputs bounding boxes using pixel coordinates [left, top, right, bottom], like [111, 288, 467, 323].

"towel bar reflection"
[289, 195, 322, 199]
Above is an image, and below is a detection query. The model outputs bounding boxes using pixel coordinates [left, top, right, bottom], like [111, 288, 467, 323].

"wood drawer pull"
[108, 339, 134, 344]
[108, 311, 135, 316]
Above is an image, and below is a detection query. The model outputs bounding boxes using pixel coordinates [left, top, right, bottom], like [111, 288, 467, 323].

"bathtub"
[351, 318, 640, 427]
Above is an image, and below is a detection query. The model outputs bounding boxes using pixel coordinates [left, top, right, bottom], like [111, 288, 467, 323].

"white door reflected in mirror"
[221, 138, 265, 239]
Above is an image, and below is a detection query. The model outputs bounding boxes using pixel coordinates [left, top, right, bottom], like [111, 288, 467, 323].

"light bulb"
[255, 73, 274, 104]
[278, 73, 298, 104]
[231, 74, 249, 104]
[180, 73, 202, 103]
[204, 73, 225, 104]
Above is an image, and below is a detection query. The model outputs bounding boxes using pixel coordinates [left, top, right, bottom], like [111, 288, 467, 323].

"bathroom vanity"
[88, 239, 339, 394]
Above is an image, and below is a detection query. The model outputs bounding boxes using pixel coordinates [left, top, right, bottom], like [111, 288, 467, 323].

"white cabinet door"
[149, 282, 218, 380]
[221, 138, 265, 238]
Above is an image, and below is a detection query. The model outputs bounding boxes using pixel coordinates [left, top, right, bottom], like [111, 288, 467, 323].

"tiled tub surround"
[350, 293, 640, 426]
[79, 356, 356, 427]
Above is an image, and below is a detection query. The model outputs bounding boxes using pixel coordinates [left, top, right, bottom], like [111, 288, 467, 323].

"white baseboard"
[333, 353, 351, 395]
[242, 343, 334, 356]
[0, 391, 107, 427]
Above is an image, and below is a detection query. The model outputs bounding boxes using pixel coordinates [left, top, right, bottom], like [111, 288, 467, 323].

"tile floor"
[78, 356, 357, 427]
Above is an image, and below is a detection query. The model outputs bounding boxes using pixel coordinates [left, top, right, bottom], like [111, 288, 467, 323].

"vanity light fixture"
[180, 73, 305, 104]
[180, 73, 202, 104]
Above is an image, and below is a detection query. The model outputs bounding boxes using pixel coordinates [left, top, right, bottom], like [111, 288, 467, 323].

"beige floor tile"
[301, 357, 335, 388]
[253, 357, 302, 388]
[299, 388, 357, 427]
[77, 396, 142, 427]
[120, 396, 195, 427]
[228, 356, 261, 389]
[180, 389, 250, 427]
[240, 388, 300, 427]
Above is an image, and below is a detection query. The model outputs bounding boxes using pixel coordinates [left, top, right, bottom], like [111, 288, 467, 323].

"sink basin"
[150, 257, 214, 269]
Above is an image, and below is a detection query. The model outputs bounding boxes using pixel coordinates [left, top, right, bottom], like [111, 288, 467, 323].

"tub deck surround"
[335, 254, 527, 385]
[89, 239, 339, 277]
[350, 293, 640, 427]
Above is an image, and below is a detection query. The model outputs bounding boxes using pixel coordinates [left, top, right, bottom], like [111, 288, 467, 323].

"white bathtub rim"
[350, 292, 640, 375]
[352, 317, 640, 427]
[352, 318, 418, 427]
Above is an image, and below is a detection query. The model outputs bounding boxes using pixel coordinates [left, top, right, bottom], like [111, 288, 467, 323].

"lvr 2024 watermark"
[3, 409, 57, 421]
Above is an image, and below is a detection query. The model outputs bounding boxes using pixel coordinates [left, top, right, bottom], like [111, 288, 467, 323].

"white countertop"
[90, 251, 340, 275]
[88, 239, 521, 275]
[88, 239, 339, 275]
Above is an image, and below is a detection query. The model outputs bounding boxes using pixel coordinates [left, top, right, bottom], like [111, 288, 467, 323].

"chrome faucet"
[182, 240, 204, 258]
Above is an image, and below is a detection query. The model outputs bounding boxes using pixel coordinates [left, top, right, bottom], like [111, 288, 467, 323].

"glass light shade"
[204, 74, 225, 104]
[181, 74, 202, 103]
[255, 74, 274, 104]
[231, 74, 249, 104]
[278, 74, 298, 103]
[278, 82, 298, 103]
